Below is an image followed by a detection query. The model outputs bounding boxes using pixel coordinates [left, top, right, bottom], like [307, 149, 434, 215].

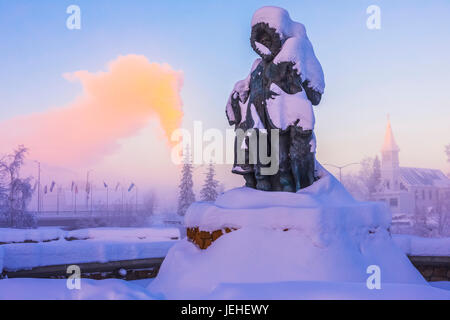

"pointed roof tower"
[382, 115, 400, 152]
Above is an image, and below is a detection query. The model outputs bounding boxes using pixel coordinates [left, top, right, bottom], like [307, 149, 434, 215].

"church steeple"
[382, 115, 399, 153]
[381, 116, 400, 190]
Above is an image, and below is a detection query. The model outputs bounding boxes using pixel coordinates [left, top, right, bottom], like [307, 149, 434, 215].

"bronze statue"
[226, 6, 325, 192]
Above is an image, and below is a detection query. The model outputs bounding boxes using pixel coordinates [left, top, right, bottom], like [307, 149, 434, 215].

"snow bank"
[0, 227, 180, 244]
[149, 169, 427, 299]
[0, 227, 65, 244]
[0, 278, 154, 300]
[68, 227, 180, 242]
[393, 235, 450, 256]
[0, 227, 180, 272]
[0, 239, 176, 272]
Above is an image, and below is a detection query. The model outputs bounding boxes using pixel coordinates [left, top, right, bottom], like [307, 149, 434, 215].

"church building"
[373, 118, 450, 216]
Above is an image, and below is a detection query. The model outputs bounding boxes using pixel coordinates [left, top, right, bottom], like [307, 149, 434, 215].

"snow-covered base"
[148, 170, 431, 299]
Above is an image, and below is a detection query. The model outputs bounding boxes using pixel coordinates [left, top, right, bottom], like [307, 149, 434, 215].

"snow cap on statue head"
[250, 6, 306, 61]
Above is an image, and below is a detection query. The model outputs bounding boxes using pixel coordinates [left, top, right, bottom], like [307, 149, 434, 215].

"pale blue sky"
[1, 0, 449, 176]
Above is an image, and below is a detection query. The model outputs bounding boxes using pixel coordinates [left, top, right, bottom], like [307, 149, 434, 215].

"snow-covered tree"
[368, 156, 382, 194]
[142, 190, 157, 217]
[342, 157, 381, 201]
[177, 148, 196, 216]
[446, 144, 450, 161]
[200, 162, 219, 202]
[341, 172, 368, 201]
[0, 145, 36, 228]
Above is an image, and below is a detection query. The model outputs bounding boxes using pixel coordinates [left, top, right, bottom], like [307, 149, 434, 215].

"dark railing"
[2, 257, 165, 281]
[2, 255, 449, 282]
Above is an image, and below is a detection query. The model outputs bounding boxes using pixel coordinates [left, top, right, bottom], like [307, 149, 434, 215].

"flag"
[115, 182, 120, 191]
[86, 182, 90, 194]
[44, 185, 48, 194]
[75, 185, 78, 194]
[103, 182, 108, 188]
[50, 181, 56, 193]
[71, 181, 75, 192]
[128, 183, 135, 192]
[32, 182, 38, 192]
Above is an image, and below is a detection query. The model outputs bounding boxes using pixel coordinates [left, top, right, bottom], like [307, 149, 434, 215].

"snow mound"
[149, 169, 427, 299]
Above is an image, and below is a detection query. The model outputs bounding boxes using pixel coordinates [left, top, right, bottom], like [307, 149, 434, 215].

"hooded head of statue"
[250, 6, 297, 62]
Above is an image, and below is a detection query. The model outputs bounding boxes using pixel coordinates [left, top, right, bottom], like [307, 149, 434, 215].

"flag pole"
[106, 186, 109, 216]
[135, 186, 138, 215]
[56, 185, 59, 216]
[90, 183, 93, 215]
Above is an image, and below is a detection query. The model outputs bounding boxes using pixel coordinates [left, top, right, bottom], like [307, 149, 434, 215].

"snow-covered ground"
[0, 227, 179, 272]
[1, 169, 449, 299]
[0, 239, 175, 272]
[393, 234, 450, 256]
[206, 281, 450, 300]
[0, 227, 66, 244]
[0, 278, 448, 300]
[0, 278, 155, 300]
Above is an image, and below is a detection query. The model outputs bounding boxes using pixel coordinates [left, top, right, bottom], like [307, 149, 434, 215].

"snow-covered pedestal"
[148, 168, 431, 299]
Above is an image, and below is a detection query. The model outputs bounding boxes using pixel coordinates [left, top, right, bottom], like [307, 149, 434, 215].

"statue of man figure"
[226, 6, 325, 192]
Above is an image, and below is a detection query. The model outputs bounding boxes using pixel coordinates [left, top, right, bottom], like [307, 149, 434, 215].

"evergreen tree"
[200, 162, 219, 202]
[177, 148, 195, 216]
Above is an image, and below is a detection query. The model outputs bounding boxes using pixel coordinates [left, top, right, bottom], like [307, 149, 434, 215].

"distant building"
[373, 118, 450, 216]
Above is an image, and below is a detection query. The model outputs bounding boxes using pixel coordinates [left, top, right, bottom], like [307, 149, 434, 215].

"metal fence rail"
[2, 257, 165, 281]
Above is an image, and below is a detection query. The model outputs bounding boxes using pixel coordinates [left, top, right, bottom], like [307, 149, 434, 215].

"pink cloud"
[0, 55, 184, 166]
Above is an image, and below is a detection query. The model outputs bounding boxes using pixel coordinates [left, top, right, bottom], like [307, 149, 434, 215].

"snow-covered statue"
[226, 6, 325, 192]
[150, 7, 433, 299]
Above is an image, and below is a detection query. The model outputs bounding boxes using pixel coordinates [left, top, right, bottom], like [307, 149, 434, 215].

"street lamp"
[33, 160, 41, 214]
[323, 162, 360, 182]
